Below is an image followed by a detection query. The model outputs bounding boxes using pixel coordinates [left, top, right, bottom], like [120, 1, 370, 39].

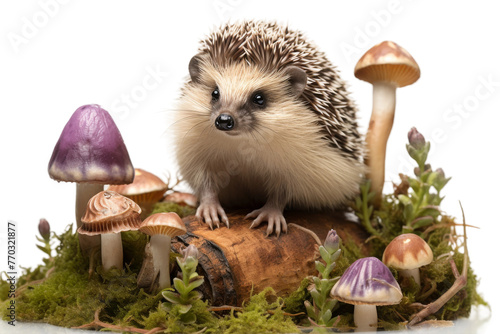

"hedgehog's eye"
[212, 88, 220, 101]
[253, 93, 265, 106]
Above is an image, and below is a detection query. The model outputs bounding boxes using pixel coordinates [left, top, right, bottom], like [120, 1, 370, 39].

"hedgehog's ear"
[189, 55, 203, 84]
[285, 66, 307, 97]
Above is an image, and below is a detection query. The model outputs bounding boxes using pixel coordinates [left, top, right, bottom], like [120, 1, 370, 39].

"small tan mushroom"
[108, 168, 168, 218]
[355, 41, 420, 206]
[163, 192, 198, 207]
[382, 233, 433, 286]
[139, 212, 187, 290]
[78, 191, 142, 272]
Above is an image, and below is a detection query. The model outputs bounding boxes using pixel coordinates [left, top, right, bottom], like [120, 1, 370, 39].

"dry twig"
[407, 202, 469, 328]
[288, 223, 322, 246]
[72, 308, 165, 334]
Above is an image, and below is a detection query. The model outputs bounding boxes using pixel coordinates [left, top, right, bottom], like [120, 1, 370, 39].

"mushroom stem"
[365, 81, 397, 207]
[76, 183, 103, 253]
[354, 304, 378, 332]
[150, 234, 172, 290]
[100, 233, 123, 272]
[400, 268, 420, 286]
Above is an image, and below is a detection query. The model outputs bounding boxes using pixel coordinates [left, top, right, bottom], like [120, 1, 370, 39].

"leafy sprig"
[305, 230, 341, 327]
[162, 244, 204, 324]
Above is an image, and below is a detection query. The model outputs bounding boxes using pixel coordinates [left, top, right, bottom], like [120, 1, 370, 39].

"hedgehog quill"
[174, 21, 364, 236]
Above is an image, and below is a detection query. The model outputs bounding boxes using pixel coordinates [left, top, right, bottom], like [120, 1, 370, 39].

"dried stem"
[288, 223, 322, 246]
[407, 202, 469, 328]
[165, 171, 184, 192]
[422, 221, 477, 239]
[72, 309, 164, 334]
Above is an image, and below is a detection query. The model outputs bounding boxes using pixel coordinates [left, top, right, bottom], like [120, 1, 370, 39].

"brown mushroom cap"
[108, 168, 168, 202]
[382, 233, 433, 270]
[78, 191, 142, 235]
[163, 192, 198, 207]
[139, 212, 187, 237]
[354, 41, 420, 88]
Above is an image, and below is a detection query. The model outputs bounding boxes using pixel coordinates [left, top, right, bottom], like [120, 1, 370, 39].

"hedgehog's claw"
[246, 207, 287, 237]
[196, 201, 229, 229]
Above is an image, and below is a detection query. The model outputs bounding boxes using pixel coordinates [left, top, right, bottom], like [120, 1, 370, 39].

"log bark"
[171, 209, 369, 306]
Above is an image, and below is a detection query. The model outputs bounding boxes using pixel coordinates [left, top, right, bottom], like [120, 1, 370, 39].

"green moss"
[283, 277, 310, 316]
[215, 288, 300, 333]
[151, 202, 196, 218]
[122, 230, 149, 272]
[0, 278, 9, 302]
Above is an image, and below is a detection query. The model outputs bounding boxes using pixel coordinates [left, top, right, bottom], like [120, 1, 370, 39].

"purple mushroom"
[330, 257, 402, 332]
[48, 104, 134, 252]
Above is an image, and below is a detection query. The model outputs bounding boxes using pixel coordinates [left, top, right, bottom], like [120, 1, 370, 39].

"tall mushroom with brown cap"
[48, 104, 135, 252]
[355, 41, 420, 206]
[382, 233, 433, 286]
[108, 168, 168, 218]
[139, 212, 187, 290]
[78, 191, 141, 272]
[330, 257, 402, 332]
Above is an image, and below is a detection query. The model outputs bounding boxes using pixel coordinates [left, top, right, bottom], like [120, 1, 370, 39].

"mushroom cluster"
[78, 190, 188, 286]
[48, 104, 135, 252]
[328, 232, 435, 331]
[49, 104, 191, 289]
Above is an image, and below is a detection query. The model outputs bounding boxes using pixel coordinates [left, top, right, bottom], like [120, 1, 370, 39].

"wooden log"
[171, 209, 369, 306]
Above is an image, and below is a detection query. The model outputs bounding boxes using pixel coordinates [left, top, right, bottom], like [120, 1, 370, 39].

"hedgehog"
[174, 21, 364, 237]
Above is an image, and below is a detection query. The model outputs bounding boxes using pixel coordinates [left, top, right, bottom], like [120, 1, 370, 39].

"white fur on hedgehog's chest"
[200, 132, 362, 209]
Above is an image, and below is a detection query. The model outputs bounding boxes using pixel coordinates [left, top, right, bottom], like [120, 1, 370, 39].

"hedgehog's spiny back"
[197, 21, 362, 160]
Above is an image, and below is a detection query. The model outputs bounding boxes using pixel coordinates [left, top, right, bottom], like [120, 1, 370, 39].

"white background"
[0, 0, 498, 332]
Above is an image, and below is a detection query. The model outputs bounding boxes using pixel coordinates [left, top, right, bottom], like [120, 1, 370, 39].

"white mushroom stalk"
[75, 183, 104, 250]
[101, 233, 124, 272]
[399, 268, 421, 286]
[365, 81, 397, 205]
[150, 235, 172, 289]
[353, 304, 378, 332]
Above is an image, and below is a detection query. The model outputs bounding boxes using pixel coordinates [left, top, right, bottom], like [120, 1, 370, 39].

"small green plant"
[162, 244, 204, 324]
[353, 127, 452, 238]
[36, 218, 53, 264]
[304, 230, 341, 327]
[353, 180, 379, 236]
[399, 127, 451, 232]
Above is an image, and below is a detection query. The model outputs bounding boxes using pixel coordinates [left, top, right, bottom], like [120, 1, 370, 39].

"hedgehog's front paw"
[245, 206, 287, 237]
[196, 201, 229, 229]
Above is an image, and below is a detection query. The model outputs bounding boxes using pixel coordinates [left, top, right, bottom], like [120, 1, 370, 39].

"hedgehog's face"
[186, 56, 307, 138]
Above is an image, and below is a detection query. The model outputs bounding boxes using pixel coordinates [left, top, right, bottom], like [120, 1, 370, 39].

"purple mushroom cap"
[331, 257, 402, 305]
[48, 104, 134, 184]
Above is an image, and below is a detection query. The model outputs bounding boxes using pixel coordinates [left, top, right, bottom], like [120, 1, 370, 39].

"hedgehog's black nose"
[215, 114, 235, 131]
